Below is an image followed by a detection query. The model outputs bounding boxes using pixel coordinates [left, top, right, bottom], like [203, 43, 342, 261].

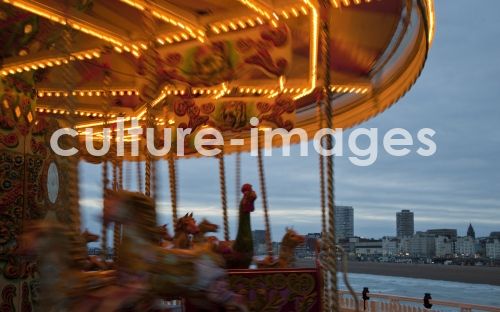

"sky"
[79, 0, 500, 241]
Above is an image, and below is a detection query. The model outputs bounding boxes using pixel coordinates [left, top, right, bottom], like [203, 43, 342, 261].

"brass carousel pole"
[235, 150, 242, 208]
[61, 25, 85, 268]
[112, 130, 122, 261]
[218, 148, 230, 241]
[139, 2, 159, 199]
[257, 135, 273, 258]
[317, 98, 330, 312]
[101, 71, 111, 261]
[321, 0, 340, 310]
[168, 153, 178, 224]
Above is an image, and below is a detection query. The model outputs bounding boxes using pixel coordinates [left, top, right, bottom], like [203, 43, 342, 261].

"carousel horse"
[173, 213, 199, 249]
[81, 229, 109, 271]
[258, 227, 305, 268]
[192, 218, 219, 244]
[218, 184, 257, 269]
[157, 224, 173, 248]
[104, 190, 248, 311]
[18, 219, 137, 311]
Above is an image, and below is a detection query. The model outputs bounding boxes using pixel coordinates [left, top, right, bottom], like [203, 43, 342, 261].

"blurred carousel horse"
[258, 227, 305, 268]
[104, 190, 247, 311]
[192, 218, 219, 244]
[172, 213, 199, 249]
[157, 224, 173, 248]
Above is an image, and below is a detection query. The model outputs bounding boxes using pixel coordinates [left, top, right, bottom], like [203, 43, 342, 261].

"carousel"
[0, 0, 434, 311]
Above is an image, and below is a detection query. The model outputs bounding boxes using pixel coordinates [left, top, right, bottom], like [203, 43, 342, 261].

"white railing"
[339, 291, 500, 312]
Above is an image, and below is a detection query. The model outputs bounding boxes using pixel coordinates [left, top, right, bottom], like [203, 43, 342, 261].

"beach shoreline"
[345, 261, 500, 286]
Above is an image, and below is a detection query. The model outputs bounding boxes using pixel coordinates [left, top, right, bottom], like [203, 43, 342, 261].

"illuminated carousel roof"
[0, 0, 435, 157]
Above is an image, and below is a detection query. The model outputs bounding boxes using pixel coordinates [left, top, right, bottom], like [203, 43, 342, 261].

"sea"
[338, 273, 500, 309]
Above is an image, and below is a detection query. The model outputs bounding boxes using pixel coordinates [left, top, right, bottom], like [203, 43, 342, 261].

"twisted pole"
[137, 1, 160, 197]
[125, 161, 132, 190]
[137, 160, 143, 192]
[218, 149, 230, 241]
[318, 99, 330, 312]
[60, 26, 87, 270]
[235, 150, 242, 209]
[101, 157, 108, 260]
[168, 153, 178, 224]
[257, 135, 273, 257]
[100, 70, 112, 261]
[321, 1, 339, 310]
[112, 153, 121, 261]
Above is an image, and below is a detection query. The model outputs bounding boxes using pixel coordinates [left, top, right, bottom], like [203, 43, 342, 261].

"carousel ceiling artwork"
[0, 0, 435, 157]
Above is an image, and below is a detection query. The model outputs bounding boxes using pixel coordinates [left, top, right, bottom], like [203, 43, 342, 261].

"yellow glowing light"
[294, 0, 318, 100]
[118, 0, 205, 43]
[237, 0, 273, 20]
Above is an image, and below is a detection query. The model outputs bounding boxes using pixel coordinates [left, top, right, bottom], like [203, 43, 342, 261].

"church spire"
[467, 223, 475, 238]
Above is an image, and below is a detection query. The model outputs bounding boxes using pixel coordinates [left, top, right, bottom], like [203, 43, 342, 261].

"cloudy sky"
[80, 0, 500, 241]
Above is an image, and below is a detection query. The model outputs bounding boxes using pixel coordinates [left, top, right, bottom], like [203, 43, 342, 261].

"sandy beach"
[346, 261, 500, 286]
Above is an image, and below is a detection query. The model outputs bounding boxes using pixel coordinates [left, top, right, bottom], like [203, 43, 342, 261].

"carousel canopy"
[0, 0, 435, 157]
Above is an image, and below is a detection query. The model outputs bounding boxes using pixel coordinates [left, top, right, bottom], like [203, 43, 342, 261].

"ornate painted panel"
[227, 268, 323, 312]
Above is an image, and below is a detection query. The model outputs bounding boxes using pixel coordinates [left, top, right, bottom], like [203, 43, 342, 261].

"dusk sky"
[80, 0, 500, 241]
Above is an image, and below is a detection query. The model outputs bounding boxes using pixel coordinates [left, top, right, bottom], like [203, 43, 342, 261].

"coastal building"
[396, 210, 414, 237]
[305, 233, 322, 255]
[409, 232, 436, 257]
[435, 236, 454, 257]
[382, 237, 399, 256]
[467, 223, 476, 238]
[398, 236, 412, 255]
[489, 232, 500, 239]
[455, 236, 476, 257]
[335, 206, 354, 240]
[426, 229, 458, 239]
[252, 230, 266, 245]
[354, 238, 383, 257]
[252, 230, 267, 255]
[486, 239, 500, 259]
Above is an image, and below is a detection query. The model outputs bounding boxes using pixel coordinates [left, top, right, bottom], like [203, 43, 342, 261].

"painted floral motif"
[259, 95, 295, 131]
[0, 284, 17, 312]
[25, 156, 47, 220]
[0, 133, 19, 148]
[217, 101, 248, 130]
[0, 215, 18, 255]
[3, 256, 37, 280]
[21, 282, 32, 312]
[229, 271, 319, 312]
[165, 94, 295, 154]
[156, 23, 291, 87]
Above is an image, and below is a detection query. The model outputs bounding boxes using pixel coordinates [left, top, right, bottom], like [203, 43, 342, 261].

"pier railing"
[339, 290, 500, 312]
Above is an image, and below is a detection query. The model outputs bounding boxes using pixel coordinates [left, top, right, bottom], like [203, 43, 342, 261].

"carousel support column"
[317, 99, 330, 312]
[321, 0, 339, 310]
[218, 148, 230, 241]
[118, 159, 124, 190]
[168, 153, 178, 224]
[101, 71, 111, 261]
[101, 158, 109, 260]
[139, 2, 160, 198]
[61, 27, 85, 265]
[257, 136, 273, 258]
[152, 155, 157, 203]
[125, 161, 132, 190]
[235, 150, 242, 210]
[137, 159, 143, 192]
[112, 142, 121, 261]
